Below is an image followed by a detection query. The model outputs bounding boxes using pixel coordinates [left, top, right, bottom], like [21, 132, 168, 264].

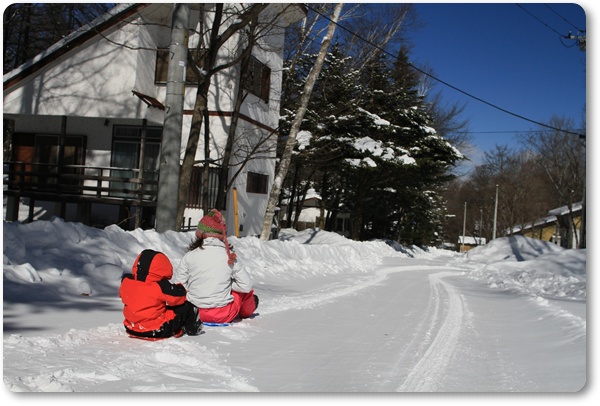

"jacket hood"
[132, 249, 173, 283]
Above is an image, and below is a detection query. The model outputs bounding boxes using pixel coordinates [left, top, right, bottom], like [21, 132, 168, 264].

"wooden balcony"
[3, 161, 159, 228]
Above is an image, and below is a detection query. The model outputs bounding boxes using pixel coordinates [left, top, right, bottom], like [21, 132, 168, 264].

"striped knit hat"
[196, 209, 237, 265]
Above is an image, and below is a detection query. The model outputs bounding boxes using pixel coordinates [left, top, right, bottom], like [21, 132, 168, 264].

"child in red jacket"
[119, 249, 202, 339]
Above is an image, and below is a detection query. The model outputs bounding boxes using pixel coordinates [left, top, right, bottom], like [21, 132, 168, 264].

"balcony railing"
[3, 161, 159, 205]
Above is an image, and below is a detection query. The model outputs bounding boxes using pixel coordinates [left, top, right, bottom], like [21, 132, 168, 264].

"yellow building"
[511, 202, 583, 249]
[457, 236, 486, 253]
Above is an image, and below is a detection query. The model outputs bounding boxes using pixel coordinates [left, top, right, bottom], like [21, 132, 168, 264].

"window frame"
[243, 55, 271, 103]
[155, 48, 206, 85]
[110, 125, 162, 199]
[246, 171, 269, 194]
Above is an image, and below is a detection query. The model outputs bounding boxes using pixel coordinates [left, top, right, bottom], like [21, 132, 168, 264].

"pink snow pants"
[198, 290, 256, 324]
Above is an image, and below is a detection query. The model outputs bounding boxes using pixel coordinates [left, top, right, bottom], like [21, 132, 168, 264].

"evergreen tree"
[279, 41, 463, 245]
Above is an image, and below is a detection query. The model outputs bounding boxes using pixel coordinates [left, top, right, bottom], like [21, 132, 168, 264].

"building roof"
[510, 201, 582, 234]
[3, 4, 146, 91]
[548, 201, 583, 216]
[458, 236, 486, 245]
[3, 3, 307, 92]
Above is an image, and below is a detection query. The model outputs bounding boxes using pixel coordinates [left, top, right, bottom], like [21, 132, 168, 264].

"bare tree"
[175, 4, 269, 228]
[260, 3, 344, 240]
[522, 116, 585, 247]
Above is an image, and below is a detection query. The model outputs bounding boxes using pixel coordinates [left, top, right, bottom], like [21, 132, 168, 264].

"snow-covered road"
[3, 255, 586, 392]
[203, 257, 586, 392]
[3, 222, 587, 393]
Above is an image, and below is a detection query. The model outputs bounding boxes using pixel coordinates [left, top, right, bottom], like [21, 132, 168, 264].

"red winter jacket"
[119, 250, 187, 334]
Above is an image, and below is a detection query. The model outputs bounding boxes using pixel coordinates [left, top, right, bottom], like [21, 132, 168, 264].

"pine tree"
[279, 42, 463, 245]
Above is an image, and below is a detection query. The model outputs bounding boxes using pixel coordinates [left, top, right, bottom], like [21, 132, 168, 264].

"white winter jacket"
[172, 238, 253, 309]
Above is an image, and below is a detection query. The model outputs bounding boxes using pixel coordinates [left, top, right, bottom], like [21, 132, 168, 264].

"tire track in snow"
[397, 271, 465, 392]
[258, 264, 459, 316]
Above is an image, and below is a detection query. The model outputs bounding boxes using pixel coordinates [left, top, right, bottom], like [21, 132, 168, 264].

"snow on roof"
[548, 201, 583, 216]
[280, 188, 321, 206]
[458, 236, 486, 245]
[510, 201, 582, 233]
[510, 215, 557, 234]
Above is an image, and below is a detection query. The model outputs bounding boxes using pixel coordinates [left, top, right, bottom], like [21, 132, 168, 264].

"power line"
[303, 4, 586, 139]
[516, 4, 585, 50]
[465, 130, 545, 135]
[464, 129, 585, 135]
[515, 3, 566, 37]
[544, 3, 585, 33]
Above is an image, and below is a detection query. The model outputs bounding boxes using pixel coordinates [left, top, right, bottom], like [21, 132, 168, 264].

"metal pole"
[233, 187, 240, 238]
[462, 202, 467, 253]
[156, 4, 189, 232]
[579, 180, 586, 248]
[479, 208, 483, 245]
[135, 119, 147, 229]
[492, 184, 499, 239]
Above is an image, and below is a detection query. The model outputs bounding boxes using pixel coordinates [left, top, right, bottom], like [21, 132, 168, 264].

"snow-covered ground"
[2, 217, 588, 401]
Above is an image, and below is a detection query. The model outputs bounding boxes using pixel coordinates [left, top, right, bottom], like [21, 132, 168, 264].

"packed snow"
[2, 217, 588, 399]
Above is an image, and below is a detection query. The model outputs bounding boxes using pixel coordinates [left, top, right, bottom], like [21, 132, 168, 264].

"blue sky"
[406, 2, 587, 169]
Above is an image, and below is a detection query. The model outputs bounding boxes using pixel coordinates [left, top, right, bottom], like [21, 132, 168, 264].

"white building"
[3, 3, 305, 236]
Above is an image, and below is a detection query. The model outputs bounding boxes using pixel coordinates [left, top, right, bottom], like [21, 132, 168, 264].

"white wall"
[3, 24, 143, 119]
[5, 3, 294, 235]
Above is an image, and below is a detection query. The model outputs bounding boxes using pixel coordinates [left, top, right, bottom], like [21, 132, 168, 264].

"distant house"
[3, 3, 305, 235]
[457, 236, 486, 253]
[510, 202, 583, 249]
[279, 188, 351, 236]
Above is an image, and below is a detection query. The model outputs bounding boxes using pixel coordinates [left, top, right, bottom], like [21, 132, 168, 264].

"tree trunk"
[175, 4, 267, 229]
[215, 33, 255, 210]
[260, 3, 344, 240]
[175, 5, 223, 228]
[176, 80, 210, 228]
[351, 202, 363, 241]
[286, 164, 300, 227]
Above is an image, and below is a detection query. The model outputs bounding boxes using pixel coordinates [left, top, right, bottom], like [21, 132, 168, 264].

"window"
[111, 125, 162, 198]
[155, 48, 206, 85]
[243, 56, 271, 103]
[187, 166, 222, 209]
[10, 133, 86, 189]
[246, 172, 268, 194]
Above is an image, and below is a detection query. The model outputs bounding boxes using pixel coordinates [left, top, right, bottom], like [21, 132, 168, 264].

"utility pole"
[156, 4, 189, 232]
[579, 153, 586, 248]
[566, 31, 586, 51]
[461, 202, 467, 253]
[492, 184, 499, 239]
[479, 208, 483, 245]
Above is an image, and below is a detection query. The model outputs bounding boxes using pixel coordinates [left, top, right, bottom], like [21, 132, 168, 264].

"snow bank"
[234, 228, 402, 282]
[466, 234, 565, 262]
[3, 218, 585, 312]
[465, 235, 586, 301]
[2, 219, 401, 303]
[2, 219, 586, 393]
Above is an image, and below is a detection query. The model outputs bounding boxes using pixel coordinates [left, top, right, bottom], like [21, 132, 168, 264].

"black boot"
[183, 306, 203, 336]
[184, 317, 203, 336]
[254, 294, 259, 310]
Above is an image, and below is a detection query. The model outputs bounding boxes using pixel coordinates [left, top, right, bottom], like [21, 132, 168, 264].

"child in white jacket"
[172, 209, 258, 324]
